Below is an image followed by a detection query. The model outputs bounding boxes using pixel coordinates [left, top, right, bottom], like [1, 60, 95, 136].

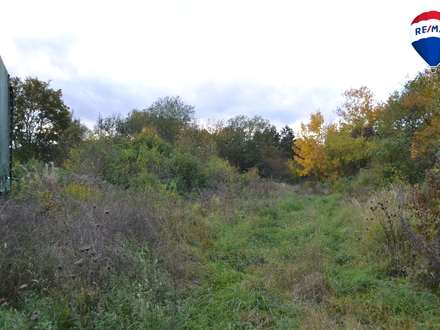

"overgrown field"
[1, 165, 440, 329]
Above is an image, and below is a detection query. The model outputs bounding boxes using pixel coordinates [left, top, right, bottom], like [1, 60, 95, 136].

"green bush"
[168, 151, 204, 192]
[64, 130, 208, 195]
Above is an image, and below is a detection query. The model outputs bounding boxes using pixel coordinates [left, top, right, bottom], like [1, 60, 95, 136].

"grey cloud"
[61, 78, 342, 130]
[188, 79, 341, 128]
[60, 79, 170, 125]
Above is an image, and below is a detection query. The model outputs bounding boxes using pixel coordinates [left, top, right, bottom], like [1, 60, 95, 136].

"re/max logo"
[415, 25, 439, 35]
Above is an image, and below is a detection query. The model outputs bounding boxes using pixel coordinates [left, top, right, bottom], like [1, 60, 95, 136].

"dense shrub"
[64, 130, 206, 194]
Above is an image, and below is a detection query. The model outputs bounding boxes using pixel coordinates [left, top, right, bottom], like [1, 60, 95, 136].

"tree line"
[11, 77, 298, 191]
[294, 70, 440, 188]
[10, 69, 440, 191]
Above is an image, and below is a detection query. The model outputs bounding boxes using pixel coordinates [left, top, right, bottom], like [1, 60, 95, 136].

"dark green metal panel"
[0, 56, 11, 195]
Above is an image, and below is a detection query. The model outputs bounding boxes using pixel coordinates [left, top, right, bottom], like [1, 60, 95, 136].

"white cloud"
[0, 0, 438, 130]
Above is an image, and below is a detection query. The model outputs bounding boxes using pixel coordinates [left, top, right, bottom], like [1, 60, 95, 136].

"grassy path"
[2, 187, 440, 329]
[178, 190, 440, 329]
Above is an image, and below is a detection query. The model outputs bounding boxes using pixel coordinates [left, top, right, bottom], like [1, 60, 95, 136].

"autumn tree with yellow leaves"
[294, 87, 383, 181]
[294, 70, 440, 185]
[335, 86, 383, 132]
[293, 111, 335, 180]
[325, 87, 382, 179]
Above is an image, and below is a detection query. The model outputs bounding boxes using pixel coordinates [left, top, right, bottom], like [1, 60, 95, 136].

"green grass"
[2, 182, 440, 329]
[176, 191, 440, 329]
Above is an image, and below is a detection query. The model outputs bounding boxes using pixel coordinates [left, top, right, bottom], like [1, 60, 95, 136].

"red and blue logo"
[410, 11, 440, 69]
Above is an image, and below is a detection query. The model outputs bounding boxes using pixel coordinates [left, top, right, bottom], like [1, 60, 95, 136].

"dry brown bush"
[0, 178, 201, 304]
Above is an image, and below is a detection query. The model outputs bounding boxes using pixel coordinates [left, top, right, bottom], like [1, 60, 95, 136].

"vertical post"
[0, 56, 11, 195]
[8, 77, 13, 189]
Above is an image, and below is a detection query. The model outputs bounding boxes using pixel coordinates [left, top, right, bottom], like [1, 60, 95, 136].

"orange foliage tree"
[293, 111, 335, 180]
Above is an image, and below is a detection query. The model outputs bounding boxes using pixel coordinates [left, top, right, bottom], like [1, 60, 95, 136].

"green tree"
[144, 96, 195, 144]
[319, 87, 382, 180]
[57, 119, 89, 163]
[216, 115, 278, 173]
[11, 77, 72, 163]
[373, 70, 440, 183]
[259, 125, 298, 181]
[175, 121, 218, 162]
[94, 112, 129, 139]
[121, 109, 151, 136]
[276, 125, 297, 158]
[324, 128, 378, 179]
[105, 96, 196, 143]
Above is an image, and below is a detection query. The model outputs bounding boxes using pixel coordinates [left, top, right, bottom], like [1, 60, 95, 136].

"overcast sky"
[1, 1, 438, 131]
